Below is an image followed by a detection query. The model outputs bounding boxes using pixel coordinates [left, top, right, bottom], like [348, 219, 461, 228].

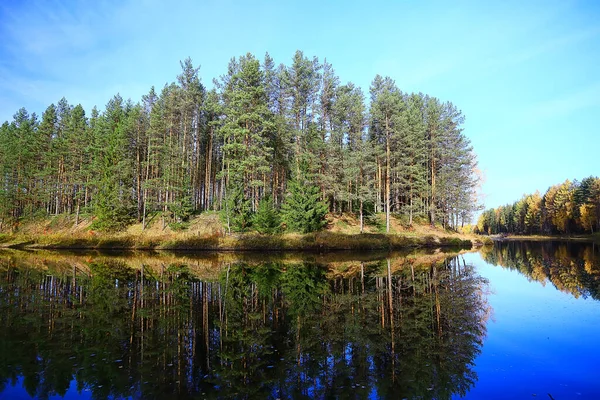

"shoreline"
[0, 231, 478, 251]
[488, 234, 599, 243]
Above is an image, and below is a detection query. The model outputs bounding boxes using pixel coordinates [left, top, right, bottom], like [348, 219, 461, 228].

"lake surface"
[0, 242, 598, 399]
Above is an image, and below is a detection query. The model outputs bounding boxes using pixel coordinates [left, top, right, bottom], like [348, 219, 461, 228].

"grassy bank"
[0, 213, 479, 251]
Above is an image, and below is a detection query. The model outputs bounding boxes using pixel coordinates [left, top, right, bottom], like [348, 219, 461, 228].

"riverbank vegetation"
[476, 176, 600, 236]
[0, 50, 480, 239]
[0, 212, 476, 250]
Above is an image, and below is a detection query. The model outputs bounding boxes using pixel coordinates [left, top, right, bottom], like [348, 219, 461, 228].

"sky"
[0, 0, 598, 211]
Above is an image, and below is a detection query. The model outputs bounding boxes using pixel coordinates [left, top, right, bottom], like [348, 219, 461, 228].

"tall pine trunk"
[385, 116, 391, 234]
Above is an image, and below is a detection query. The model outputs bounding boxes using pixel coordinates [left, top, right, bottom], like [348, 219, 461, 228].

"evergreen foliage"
[91, 96, 135, 231]
[252, 196, 281, 234]
[281, 164, 328, 233]
[221, 181, 253, 233]
[0, 51, 481, 233]
[168, 187, 194, 230]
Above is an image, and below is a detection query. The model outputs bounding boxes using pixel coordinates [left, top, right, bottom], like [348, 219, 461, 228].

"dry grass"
[1, 212, 478, 251]
[327, 213, 379, 234]
[15, 214, 94, 236]
[187, 212, 225, 236]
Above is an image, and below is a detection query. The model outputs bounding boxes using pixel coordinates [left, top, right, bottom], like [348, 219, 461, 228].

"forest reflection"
[0, 250, 489, 399]
[480, 241, 600, 300]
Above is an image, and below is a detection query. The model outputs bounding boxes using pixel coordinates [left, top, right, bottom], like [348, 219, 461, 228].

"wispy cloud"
[481, 25, 600, 74]
[1, 1, 110, 68]
[526, 81, 600, 120]
[0, 0, 164, 121]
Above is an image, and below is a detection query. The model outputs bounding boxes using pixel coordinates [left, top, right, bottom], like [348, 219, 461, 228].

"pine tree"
[92, 95, 134, 231]
[218, 53, 276, 218]
[65, 104, 89, 224]
[202, 89, 222, 211]
[399, 93, 428, 225]
[282, 50, 321, 170]
[369, 75, 402, 232]
[2, 109, 39, 222]
[141, 86, 166, 229]
[263, 54, 292, 205]
[176, 57, 205, 211]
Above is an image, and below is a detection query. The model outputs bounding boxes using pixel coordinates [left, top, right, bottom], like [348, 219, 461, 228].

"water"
[465, 241, 600, 399]
[0, 242, 598, 399]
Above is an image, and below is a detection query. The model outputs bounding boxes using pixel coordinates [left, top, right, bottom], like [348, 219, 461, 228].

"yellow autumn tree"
[579, 204, 596, 234]
[524, 191, 542, 234]
[592, 178, 600, 230]
[545, 180, 575, 233]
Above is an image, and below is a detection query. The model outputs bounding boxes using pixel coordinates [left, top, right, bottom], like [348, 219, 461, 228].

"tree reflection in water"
[480, 241, 600, 300]
[0, 251, 490, 399]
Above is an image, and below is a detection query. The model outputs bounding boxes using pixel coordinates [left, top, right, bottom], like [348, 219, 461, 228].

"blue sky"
[1, 0, 598, 211]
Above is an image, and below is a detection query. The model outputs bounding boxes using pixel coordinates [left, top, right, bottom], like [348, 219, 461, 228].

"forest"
[476, 177, 600, 235]
[0, 51, 480, 234]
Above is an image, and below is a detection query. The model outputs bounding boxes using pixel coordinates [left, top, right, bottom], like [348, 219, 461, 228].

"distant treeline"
[0, 51, 480, 233]
[476, 177, 600, 235]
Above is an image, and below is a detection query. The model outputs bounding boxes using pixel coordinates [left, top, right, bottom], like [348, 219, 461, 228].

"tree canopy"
[0, 51, 480, 233]
[476, 177, 600, 235]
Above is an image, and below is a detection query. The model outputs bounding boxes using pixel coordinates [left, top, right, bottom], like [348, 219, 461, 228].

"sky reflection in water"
[464, 242, 600, 399]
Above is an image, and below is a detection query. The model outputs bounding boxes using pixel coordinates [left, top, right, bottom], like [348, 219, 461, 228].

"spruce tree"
[252, 195, 281, 234]
[168, 184, 194, 230]
[281, 163, 328, 233]
[221, 180, 253, 233]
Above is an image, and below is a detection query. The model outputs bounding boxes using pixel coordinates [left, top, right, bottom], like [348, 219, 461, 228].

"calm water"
[466, 241, 600, 399]
[0, 242, 598, 399]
